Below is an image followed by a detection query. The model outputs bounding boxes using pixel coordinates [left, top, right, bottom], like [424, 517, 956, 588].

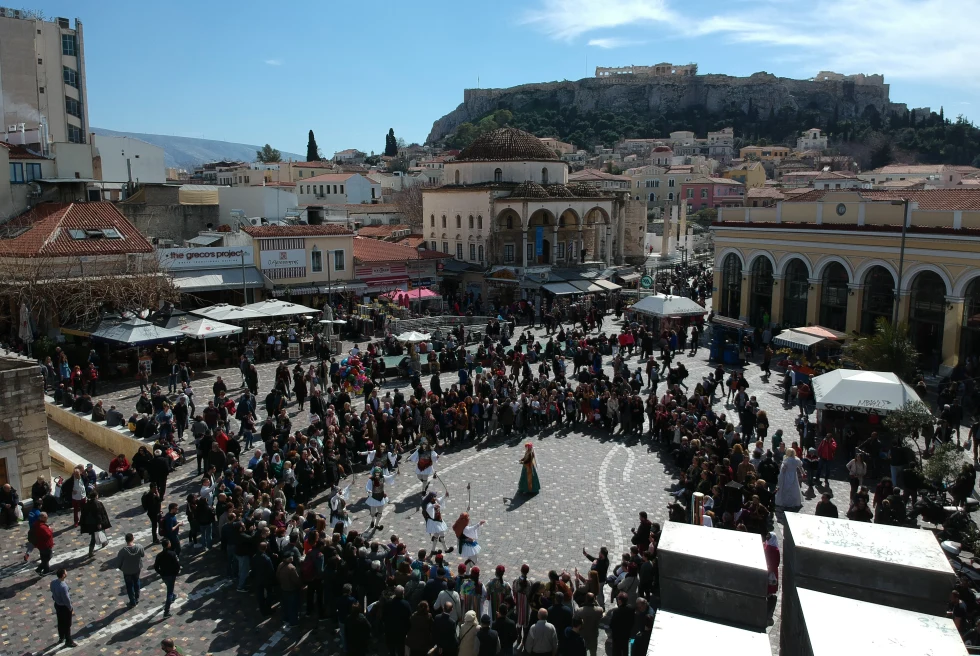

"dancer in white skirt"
[459, 519, 487, 565]
[408, 440, 439, 493]
[329, 484, 351, 531]
[422, 491, 454, 553]
[365, 467, 395, 530]
[359, 441, 398, 471]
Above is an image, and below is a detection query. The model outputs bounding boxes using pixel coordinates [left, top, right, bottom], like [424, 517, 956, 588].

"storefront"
[158, 246, 265, 306]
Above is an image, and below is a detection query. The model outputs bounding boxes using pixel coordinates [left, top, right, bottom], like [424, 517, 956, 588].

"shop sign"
[640, 276, 653, 288]
[260, 249, 305, 269]
[158, 246, 254, 269]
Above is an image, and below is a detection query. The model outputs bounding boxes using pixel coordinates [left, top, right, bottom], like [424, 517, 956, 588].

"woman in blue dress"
[518, 443, 540, 495]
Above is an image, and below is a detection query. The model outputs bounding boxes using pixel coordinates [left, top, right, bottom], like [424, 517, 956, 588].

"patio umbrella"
[812, 369, 921, 414]
[395, 330, 430, 343]
[189, 304, 267, 322]
[174, 318, 243, 365]
[242, 299, 318, 317]
[629, 294, 707, 318]
[91, 318, 184, 346]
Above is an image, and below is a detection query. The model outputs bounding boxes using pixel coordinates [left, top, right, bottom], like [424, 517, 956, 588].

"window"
[667, 192, 674, 201]
[654, 179, 660, 188]
[558, 242, 565, 259]
[506, 216, 513, 229]
[477, 215, 483, 229]
[442, 215, 446, 228]
[468, 215, 474, 229]
[311, 248, 323, 273]
[668, 178, 675, 187]
[701, 188, 708, 199]
[478, 245, 484, 262]
[430, 214, 435, 227]
[686, 188, 694, 199]
[339, 184, 344, 194]
[62, 34, 76, 56]
[39, 87, 43, 93]
[526, 242, 534, 263]
[504, 244, 515, 262]
[63, 66, 78, 88]
[469, 244, 476, 260]
[456, 215, 461, 229]
[319, 185, 324, 195]
[299, 171, 304, 177]
[541, 167, 549, 184]
[456, 243, 463, 259]
[442, 241, 449, 253]
[65, 98, 82, 118]
[430, 240, 437, 250]
[454, 170, 460, 184]
[649, 193, 656, 202]
[333, 249, 345, 271]
[9, 163, 23, 183]
[494, 168, 502, 182]
[26, 163, 41, 182]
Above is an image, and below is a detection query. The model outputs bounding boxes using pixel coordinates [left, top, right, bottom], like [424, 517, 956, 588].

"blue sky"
[37, 0, 980, 156]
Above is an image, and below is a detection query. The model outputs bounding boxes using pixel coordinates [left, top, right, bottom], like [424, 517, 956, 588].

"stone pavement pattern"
[1, 325, 856, 656]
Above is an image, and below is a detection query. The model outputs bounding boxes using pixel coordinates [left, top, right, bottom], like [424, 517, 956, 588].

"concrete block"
[791, 588, 966, 656]
[649, 610, 769, 655]
[657, 522, 769, 630]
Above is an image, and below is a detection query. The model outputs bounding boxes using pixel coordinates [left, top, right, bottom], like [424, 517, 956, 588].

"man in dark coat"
[252, 541, 276, 615]
[78, 490, 111, 556]
[606, 593, 634, 656]
[383, 585, 413, 656]
[345, 601, 373, 656]
[148, 449, 172, 497]
[433, 600, 460, 656]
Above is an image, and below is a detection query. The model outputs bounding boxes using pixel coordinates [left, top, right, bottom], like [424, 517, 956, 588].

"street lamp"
[890, 198, 910, 326]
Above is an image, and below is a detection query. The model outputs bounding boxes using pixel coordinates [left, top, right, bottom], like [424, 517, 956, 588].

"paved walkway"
[0, 324, 916, 655]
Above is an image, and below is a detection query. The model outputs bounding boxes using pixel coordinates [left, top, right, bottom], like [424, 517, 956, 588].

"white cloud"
[587, 37, 646, 49]
[527, 0, 980, 85]
[264, 59, 283, 66]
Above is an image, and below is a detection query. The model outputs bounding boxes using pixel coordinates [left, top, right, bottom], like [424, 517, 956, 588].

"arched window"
[441, 215, 446, 228]
[541, 167, 549, 185]
[478, 245, 484, 262]
[558, 215, 565, 228]
[454, 170, 460, 185]
[909, 271, 947, 354]
[720, 254, 742, 319]
[506, 216, 513, 229]
[494, 168, 502, 183]
[456, 215, 461, 229]
[649, 193, 656, 202]
[820, 262, 849, 332]
[430, 214, 435, 227]
[862, 266, 895, 333]
[667, 192, 674, 201]
[962, 278, 980, 361]
[749, 257, 774, 327]
[783, 258, 809, 328]
[477, 215, 483, 229]
[468, 215, 474, 229]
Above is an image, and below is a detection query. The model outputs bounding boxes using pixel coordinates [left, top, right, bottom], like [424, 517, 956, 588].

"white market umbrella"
[630, 293, 707, 318]
[812, 369, 921, 414]
[242, 299, 318, 317]
[174, 318, 243, 365]
[190, 303, 267, 322]
[395, 330, 430, 343]
[91, 318, 184, 346]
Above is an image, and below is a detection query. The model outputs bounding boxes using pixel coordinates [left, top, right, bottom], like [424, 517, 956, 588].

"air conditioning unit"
[12, 9, 22, 18]
[0, 8, 7, 17]
[7, 125, 18, 133]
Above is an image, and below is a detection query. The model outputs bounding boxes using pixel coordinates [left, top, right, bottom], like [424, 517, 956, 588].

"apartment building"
[0, 9, 88, 147]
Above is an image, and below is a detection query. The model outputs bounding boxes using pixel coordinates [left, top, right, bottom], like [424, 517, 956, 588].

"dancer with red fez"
[409, 439, 439, 494]
[513, 563, 533, 639]
[365, 466, 395, 530]
[452, 512, 487, 565]
[422, 490, 454, 554]
[518, 443, 540, 495]
[486, 564, 515, 615]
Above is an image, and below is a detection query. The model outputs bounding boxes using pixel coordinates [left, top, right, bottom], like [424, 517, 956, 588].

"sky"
[35, 0, 980, 156]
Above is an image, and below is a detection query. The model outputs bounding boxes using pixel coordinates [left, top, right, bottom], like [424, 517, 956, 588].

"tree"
[256, 144, 281, 163]
[883, 399, 934, 456]
[306, 130, 321, 162]
[844, 317, 919, 382]
[385, 129, 398, 157]
[393, 183, 426, 232]
[923, 442, 961, 487]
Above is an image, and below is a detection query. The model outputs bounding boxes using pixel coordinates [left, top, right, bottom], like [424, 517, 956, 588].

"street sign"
[640, 276, 653, 289]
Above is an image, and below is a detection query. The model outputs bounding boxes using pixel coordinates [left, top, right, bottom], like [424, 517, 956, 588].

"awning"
[187, 234, 222, 246]
[271, 286, 319, 297]
[795, 325, 847, 341]
[712, 315, 748, 330]
[618, 273, 641, 283]
[543, 282, 580, 296]
[813, 369, 921, 414]
[773, 329, 828, 350]
[172, 267, 264, 292]
[630, 294, 707, 318]
[593, 279, 622, 291]
[320, 281, 368, 293]
[569, 280, 603, 293]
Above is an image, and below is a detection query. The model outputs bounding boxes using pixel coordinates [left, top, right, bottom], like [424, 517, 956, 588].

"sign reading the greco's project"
[158, 247, 254, 269]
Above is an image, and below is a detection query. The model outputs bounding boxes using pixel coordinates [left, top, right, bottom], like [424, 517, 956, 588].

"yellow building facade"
[710, 189, 980, 371]
[722, 162, 767, 188]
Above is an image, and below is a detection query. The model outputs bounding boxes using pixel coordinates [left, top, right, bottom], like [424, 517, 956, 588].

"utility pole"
[891, 198, 910, 327]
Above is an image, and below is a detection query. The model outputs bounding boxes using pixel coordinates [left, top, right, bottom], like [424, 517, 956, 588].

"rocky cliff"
[427, 72, 905, 144]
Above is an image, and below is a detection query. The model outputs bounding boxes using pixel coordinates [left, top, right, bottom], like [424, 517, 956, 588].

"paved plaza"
[2, 325, 861, 655]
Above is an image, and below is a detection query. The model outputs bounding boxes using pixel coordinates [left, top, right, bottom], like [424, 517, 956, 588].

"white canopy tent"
[395, 331, 430, 343]
[241, 299, 318, 317]
[630, 294, 707, 318]
[174, 318, 243, 365]
[773, 330, 828, 350]
[190, 304, 267, 322]
[812, 369, 921, 414]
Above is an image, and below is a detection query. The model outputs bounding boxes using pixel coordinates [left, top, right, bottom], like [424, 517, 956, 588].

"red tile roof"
[784, 188, 980, 210]
[0, 142, 47, 160]
[242, 224, 354, 238]
[568, 169, 632, 182]
[0, 202, 152, 257]
[748, 187, 787, 199]
[353, 236, 449, 264]
[357, 224, 412, 237]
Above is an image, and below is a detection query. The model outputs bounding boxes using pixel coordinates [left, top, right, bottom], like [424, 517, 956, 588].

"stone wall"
[0, 355, 49, 494]
[117, 185, 221, 243]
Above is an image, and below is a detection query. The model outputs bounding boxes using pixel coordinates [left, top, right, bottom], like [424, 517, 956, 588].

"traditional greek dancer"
[408, 439, 439, 493]
[365, 467, 395, 530]
[329, 484, 351, 531]
[359, 441, 398, 472]
[422, 491, 454, 553]
[452, 512, 487, 565]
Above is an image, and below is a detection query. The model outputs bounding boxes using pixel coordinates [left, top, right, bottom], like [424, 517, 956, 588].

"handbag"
[95, 530, 108, 546]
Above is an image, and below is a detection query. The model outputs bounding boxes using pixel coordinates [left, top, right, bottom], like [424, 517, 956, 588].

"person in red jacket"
[108, 454, 134, 488]
[816, 433, 837, 488]
[32, 512, 54, 574]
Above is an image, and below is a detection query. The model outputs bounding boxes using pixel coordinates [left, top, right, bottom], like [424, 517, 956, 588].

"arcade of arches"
[713, 251, 980, 371]
[490, 206, 615, 267]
